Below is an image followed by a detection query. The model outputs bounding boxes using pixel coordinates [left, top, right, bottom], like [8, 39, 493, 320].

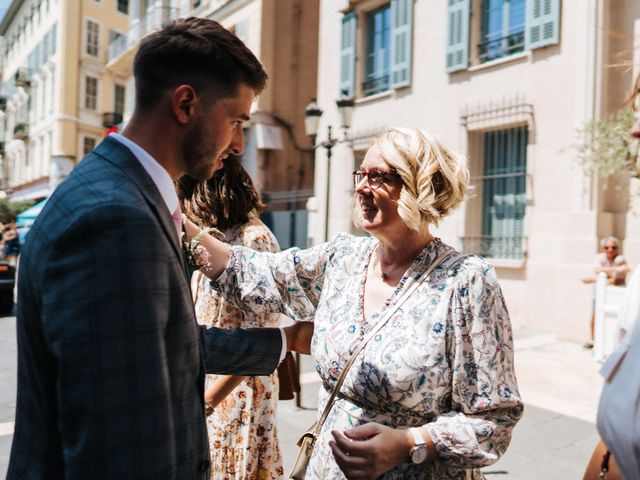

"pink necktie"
[172, 206, 183, 240]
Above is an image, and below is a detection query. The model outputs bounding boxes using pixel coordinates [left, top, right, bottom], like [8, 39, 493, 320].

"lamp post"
[304, 94, 355, 242]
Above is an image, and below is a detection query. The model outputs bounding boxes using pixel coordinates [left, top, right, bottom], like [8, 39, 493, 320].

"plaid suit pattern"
[8, 137, 282, 479]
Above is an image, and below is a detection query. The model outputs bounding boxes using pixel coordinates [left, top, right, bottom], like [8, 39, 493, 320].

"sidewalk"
[277, 327, 603, 479]
[0, 319, 603, 479]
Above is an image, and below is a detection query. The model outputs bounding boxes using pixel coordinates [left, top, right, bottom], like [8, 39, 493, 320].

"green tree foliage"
[0, 199, 35, 224]
[576, 107, 640, 179]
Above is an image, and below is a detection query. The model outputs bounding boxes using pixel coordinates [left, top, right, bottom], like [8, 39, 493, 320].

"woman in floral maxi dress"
[178, 156, 284, 480]
[184, 129, 523, 479]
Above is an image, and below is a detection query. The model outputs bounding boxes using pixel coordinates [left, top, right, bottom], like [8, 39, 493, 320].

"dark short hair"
[133, 17, 268, 109]
[176, 155, 264, 231]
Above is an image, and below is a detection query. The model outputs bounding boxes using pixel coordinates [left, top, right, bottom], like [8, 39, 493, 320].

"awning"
[16, 198, 48, 228]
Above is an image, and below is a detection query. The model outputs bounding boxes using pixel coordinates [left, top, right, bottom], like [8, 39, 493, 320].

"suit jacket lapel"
[92, 137, 187, 272]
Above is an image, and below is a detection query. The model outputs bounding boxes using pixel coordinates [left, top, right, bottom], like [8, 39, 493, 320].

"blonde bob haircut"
[354, 128, 468, 233]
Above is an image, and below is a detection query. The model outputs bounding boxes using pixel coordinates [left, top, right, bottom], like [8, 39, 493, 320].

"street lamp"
[304, 93, 355, 242]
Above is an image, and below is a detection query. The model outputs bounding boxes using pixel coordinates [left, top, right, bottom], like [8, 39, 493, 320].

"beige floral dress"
[192, 216, 283, 480]
[213, 233, 523, 479]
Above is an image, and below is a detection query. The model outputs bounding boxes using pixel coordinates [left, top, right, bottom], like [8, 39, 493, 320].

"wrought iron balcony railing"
[362, 74, 389, 97]
[461, 235, 527, 260]
[478, 31, 525, 63]
[108, 6, 179, 63]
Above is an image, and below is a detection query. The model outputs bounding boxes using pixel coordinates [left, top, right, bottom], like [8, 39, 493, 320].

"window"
[446, 0, 561, 72]
[479, 0, 526, 62]
[117, 0, 128, 14]
[465, 126, 528, 260]
[86, 20, 99, 57]
[363, 5, 391, 97]
[83, 137, 97, 156]
[114, 84, 125, 115]
[339, 0, 413, 98]
[84, 76, 98, 110]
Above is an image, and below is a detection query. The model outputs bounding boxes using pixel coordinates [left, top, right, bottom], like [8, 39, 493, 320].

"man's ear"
[172, 85, 197, 124]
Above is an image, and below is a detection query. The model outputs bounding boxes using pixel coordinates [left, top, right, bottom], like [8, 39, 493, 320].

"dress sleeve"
[424, 259, 524, 468]
[211, 234, 346, 322]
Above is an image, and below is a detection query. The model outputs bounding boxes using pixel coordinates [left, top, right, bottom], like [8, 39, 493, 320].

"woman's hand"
[329, 423, 419, 479]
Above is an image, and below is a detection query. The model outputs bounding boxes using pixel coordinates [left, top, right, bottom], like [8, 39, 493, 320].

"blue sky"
[0, 0, 10, 23]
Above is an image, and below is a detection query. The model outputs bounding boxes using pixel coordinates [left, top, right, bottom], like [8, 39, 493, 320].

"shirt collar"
[108, 133, 179, 215]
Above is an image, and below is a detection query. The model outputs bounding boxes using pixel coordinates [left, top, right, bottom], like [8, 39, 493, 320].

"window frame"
[85, 19, 100, 57]
[362, 3, 392, 97]
[464, 124, 529, 262]
[84, 75, 99, 111]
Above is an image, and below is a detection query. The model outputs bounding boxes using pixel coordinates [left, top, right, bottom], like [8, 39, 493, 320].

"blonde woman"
[185, 128, 523, 479]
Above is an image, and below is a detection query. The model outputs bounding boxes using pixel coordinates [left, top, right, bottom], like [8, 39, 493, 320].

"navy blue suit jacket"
[8, 137, 282, 479]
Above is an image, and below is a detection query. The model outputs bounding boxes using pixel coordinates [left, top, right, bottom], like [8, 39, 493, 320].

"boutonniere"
[182, 226, 223, 270]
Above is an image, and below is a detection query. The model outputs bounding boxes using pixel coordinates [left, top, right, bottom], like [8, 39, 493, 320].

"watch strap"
[409, 427, 425, 447]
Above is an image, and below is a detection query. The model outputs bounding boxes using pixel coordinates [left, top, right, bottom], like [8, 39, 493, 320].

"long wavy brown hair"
[176, 155, 264, 231]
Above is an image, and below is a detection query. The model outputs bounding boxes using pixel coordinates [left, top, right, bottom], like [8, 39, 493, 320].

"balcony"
[102, 112, 123, 128]
[362, 74, 389, 97]
[478, 31, 525, 64]
[108, 6, 179, 65]
[461, 236, 527, 261]
[13, 123, 28, 140]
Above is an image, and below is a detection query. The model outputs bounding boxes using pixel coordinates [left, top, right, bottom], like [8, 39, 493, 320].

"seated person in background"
[582, 236, 630, 349]
[582, 236, 629, 286]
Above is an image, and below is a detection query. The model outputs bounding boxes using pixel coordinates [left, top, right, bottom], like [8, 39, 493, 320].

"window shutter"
[339, 12, 357, 98]
[390, 0, 413, 89]
[525, 0, 560, 50]
[445, 0, 470, 73]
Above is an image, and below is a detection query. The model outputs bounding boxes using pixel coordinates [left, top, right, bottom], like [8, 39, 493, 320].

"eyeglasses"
[352, 169, 400, 190]
[604, 246, 618, 250]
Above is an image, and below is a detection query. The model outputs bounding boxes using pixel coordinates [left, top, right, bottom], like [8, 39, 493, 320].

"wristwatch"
[409, 427, 429, 464]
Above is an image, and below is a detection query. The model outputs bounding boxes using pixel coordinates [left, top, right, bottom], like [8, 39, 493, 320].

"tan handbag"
[583, 441, 621, 480]
[288, 248, 454, 479]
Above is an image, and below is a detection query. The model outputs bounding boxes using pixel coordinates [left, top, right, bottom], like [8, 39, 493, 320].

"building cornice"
[0, 0, 26, 35]
[208, 0, 254, 21]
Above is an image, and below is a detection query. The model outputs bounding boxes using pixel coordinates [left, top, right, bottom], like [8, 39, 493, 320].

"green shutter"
[339, 12, 357, 98]
[390, 0, 413, 89]
[526, 0, 560, 50]
[445, 0, 470, 73]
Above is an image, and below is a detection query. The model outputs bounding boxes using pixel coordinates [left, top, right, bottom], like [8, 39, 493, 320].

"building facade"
[107, 0, 320, 249]
[0, 0, 130, 200]
[311, 0, 640, 340]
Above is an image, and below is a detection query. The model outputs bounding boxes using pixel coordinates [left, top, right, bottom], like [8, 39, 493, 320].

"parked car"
[0, 260, 16, 314]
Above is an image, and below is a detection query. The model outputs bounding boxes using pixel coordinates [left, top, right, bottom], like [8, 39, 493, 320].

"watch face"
[411, 445, 428, 464]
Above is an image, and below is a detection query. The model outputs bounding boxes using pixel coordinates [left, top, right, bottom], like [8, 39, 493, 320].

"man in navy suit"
[8, 17, 311, 479]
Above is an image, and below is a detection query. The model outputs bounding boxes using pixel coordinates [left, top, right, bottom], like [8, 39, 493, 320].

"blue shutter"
[445, 0, 470, 73]
[339, 12, 357, 98]
[390, 0, 413, 89]
[525, 0, 560, 50]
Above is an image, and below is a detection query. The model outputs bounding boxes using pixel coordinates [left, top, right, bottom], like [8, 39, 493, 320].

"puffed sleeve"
[211, 233, 349, 322]
[424, 258, 523, 468]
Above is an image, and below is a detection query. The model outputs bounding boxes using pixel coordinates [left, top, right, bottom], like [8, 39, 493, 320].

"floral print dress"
[193, 216, 284, 480]
[213, 233, 523, 480]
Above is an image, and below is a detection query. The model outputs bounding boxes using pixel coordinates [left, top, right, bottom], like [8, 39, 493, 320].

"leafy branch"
[575, 107, 640, 179]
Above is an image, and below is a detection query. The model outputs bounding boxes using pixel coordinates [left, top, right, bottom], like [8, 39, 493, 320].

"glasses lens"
[353, 171, 365, 189]
[368, 172, 383, 189]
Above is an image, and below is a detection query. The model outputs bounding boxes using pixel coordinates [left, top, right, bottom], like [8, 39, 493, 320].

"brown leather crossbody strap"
[312, 247, 455, 435]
